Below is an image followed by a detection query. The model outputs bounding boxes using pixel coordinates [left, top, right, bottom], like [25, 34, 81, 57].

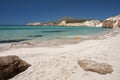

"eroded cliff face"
[58, 20, 102, 27]
[84, 20, 102, 27]
[57, 15, 120, 28]
[117, 20, 120, 28]
[58, 21, 67, 26]
[102, 15, 120, 28]
[102, 20, 114, 28]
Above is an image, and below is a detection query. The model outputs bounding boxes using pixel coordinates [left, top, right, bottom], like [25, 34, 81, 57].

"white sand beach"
[0, 29, 120, 80]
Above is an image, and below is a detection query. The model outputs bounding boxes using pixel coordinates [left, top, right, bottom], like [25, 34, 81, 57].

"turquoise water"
[0, 26, 110, 43]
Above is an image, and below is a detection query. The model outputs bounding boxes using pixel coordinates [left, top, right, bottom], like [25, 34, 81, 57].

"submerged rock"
[0, 55, 31, 80]
[78, 59, 113, 75]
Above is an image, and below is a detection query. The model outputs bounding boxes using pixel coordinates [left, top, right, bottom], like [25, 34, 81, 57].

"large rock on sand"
[0, 55, 31, 80]
[78, 59, 113, 75]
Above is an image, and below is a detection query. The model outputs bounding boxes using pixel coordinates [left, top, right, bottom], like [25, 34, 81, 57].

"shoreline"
[0, 29, 117, 52]
[0, 28, 117, 52]
[0, 37, 86, 51]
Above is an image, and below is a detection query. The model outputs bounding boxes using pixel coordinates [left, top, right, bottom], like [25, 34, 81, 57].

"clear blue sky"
[0, 0, 120, 25]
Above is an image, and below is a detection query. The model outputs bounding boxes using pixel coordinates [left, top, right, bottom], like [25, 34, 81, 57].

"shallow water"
[0, 26, 110, 43]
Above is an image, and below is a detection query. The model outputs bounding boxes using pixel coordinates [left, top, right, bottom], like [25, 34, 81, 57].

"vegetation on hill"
[66, 19, 91, 23]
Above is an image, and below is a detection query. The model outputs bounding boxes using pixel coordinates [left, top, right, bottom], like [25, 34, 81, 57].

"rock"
[102, 20, 114, 28]
[78, 59, 113, 75]
[84, 20, 101, 27]
[106, 15, 120, 21]
[0, 55, 31, 80]
[58, 20, 67, 26]
[102, 15, 120, 28]
[117, 20, 120, 28]
[96, 23, 103, 27]
[27, 14, 120, 28]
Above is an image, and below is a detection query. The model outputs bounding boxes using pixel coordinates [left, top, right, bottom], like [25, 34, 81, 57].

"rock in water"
[0, 55, 31, 80]
[78, 59, 113, 75]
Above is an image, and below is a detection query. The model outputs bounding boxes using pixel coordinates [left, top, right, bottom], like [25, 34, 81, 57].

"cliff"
[57, 15, 120, 28]
[83, 20, 102, 27]
[102, 15, 120, 28]
[58, 20, 102, 27]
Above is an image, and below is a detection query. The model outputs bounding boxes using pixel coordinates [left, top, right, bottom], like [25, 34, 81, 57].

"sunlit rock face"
[102, 15, 120, 28]
[58, 20, 67, 26]
[117, 20, 120, 28]
[84, 20, 102, 27]
[58, 20, 102, 27]
[78, 59, 113, 75]
[102, 20, 114, 28]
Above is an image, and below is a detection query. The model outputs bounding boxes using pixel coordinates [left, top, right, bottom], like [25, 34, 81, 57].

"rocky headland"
[27, 14, 120, 28]
[102, 15, 120, 28]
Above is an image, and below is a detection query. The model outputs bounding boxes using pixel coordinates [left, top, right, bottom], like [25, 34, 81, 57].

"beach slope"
[0, 29, 120, 80]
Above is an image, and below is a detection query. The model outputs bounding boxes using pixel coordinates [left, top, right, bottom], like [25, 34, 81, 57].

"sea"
[0, 26, 110, 43]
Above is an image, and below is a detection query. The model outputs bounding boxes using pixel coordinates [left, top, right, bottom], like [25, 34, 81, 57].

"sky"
[0, 0, 120, 25]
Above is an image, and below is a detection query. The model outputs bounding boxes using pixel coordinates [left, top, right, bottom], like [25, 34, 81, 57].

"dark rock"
[41, 30, 63, 33]
[78, 59, 113, 75]
[0, 55, 31, 80]
[28, 35, 43, 37]
[102, 20, 114, 28]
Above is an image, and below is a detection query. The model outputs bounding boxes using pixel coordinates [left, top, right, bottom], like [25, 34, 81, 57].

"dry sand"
[0, 29, 120, 80]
